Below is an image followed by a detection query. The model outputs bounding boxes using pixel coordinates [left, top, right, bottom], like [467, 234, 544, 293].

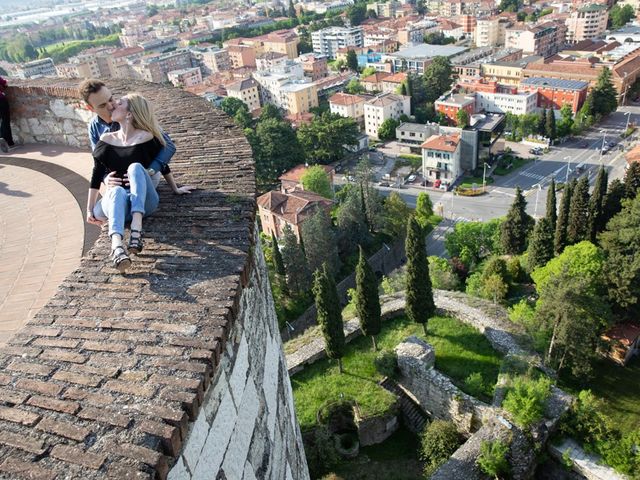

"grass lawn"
[292, 315, 503, 429]
[494, 156, 532, 176]
[558, 356, 640, 436]
[459, 176, 494, 190]
[332, 426, 424, 480]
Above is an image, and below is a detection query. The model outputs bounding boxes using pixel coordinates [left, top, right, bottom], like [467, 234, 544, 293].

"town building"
[297, 53, 329, 81]
[280, 82, 319, 114]
[279, 164, 335, 194]
[56, 57, 100, 79]
[226, 77, 261, 112]
[387, 43, 467, 74]
[135, 50, 193, 83]
[421, 134, 462, 188]
[481, 55, 544, 85]
[505, 22, 566, 58]
[312, 26, 364, 59]
[167, 67, 203, 88]
[366, 1, 400, 17]
[200, 47, 232, 74]
[227, 44, 257, 69]
[565, 4, 609, 43]
[256, 190, 334, 241]
[475, 90, 538, 115]
[453, 47, 523, 80]
[397, 19, 439, 45]
[519, 77, 589, 112]
[107, 47, 145, 79]
[329, 92, 369, 126]
[474, 17, 512, 47]
[435, 92, 476, 124]
[361, 71, 392, 92]
[260, 30, 300, 60]
[256, 52, 289, 72]
[364, 93, 411, 138]
[16, 58, 56, 79]
[381, 72, 407, 93]
[395, 122, 436, 146]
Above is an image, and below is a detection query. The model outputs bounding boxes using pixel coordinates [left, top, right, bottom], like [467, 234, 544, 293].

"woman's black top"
[90, 137, 169, 189]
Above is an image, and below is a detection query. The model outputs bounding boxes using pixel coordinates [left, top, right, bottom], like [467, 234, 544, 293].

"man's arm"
[148, 131, 176, 173]
[88, 118, 101, 151]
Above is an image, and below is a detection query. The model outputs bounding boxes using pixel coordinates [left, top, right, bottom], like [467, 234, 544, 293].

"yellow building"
[481, 56, 543, 85]
[281, 82, 318, 114]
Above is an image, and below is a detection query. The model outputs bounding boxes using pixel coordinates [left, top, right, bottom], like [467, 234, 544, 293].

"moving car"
[529, 147, 543, 155]
[407, 174, 417, 182]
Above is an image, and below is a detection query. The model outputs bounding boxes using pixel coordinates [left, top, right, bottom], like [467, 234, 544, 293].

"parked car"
[407, 174, 417, 182]
[378, 181, 390, 187]
[529, 147, 543, 155]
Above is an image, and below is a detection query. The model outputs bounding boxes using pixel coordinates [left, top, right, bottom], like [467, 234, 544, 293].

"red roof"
[602, 322, 640, 347]
[279, 164, 333, 182]
[421, 134, 460, 152]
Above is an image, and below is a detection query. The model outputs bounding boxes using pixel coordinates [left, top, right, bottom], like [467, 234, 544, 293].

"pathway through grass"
[292, 315, 502, 429]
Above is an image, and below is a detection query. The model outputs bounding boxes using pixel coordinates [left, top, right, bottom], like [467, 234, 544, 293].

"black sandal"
[128, 229, 144, 254]
[111, 246, 131, 272]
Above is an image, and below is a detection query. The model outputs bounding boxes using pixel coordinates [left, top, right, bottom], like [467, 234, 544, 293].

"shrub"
[465, 272, 483, 297]
[420, 420, 462, 476]
[303, 427, 340, 478]
[374, 349, 398, 378]
[429, 256, 462, 291]
[502, 376, 552, 428]
[477, 439, 510, 479]
[506, 256, 524, 283]
[380, 267, 406, 295]
[464, 372, 486, 398]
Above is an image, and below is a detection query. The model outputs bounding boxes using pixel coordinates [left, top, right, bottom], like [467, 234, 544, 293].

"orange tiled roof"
[421, 134, 460, 152]
[256, 190, 333, 225]
[329, 92, 367, 106]
[361, 72, 392, 83]
[602, 322, 640, 347]
[383, 72, 407, 84]
[279, 164, 334, 182]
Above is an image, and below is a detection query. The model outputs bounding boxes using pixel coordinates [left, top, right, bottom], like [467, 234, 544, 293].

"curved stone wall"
[0, 79, 309, 479]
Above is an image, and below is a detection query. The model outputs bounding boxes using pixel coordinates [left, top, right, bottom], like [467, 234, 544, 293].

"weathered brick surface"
[1, 79, 310, 480]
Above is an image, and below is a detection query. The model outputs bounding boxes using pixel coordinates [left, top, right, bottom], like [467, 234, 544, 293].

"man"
[80, 79, 186, 227]
[0, 76, 17, 153]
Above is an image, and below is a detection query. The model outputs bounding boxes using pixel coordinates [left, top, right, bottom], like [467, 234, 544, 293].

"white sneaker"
[0, 138, 8, 153]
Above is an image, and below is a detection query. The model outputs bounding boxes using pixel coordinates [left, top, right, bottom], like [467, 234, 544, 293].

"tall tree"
[624, 162, 640, 199]
[415, 192, 434, 230]
[280, 224, 311, 295]
[574, 92, 595, 131]
[546, 179, 557, 231]
[346, 49, 359, 71]
[603, 178, 626, 225]
[526, 218, 555, 272]
[567, 176, 590, 245]
[500, 186, 534, 254]
[260, 103, 283, 121]
[301, 209, 340, 278]
[288, 0, 296, 17]
[456, 109, 470, 128]
[554, 179, 574, 254]
[355, 246, 381, 351]
[545, 108, 556, 140]
[601, 193, 640, 316]
[592, 67, 618, 117]
[382, 192, 412, 238]
[314, 263, 346, 373]
[537, 108, 547, 136]
[297, 112, 359, 164]
[220, 97, 248, 117]
[588, 166, 608, 242]
[336, 185, 371, 254]
[271, 234, 289, 296]
[405, 216, 435, 335]
[423, 56, 453, 103]
[378, 118, 400, 140]
[301, 165, 333, 199]
[557, 103, 574, 137]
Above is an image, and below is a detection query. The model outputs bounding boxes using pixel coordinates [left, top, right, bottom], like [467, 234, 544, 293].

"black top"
[90, 137, 168, 190]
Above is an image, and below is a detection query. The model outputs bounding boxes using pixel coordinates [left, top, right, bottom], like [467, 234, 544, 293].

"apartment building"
[256, 52, 289, 72]
[201, 47, 232, 74]
[329, 92, 368, 126]
[167, 67, 203, 88]
[474, 17, 511, 47]
[480, 55, 544, 85]
[226, 77, 261, 112]
[366, 1, 400, 17]
[381, 72, 407, 93]
[387, 43, 467, 74]
[227, 44, 257, 69]
[435, 93, 476, 124]
[361, 71, 392, 92]
[505, 22, 566, 58]
[260, 30, 300, 60]
[396, 122, 435, 145]
[297, 53, 329, 81]
[56, 56, 101, 79]
[397, 19, 439, 45]
[421, 134, 462, 188]
[565, 4, 609, 43]
[519, 77, 589, 112]
[253, 62, 318, 115]
[136, 50, 193, 83]
[312, 26, 364, 59]
[108, 47, 145, 79]
[16, 58, 56, 78]
[364, 93, 411, 138]
[475, 91, 538, 115]
[281, 82, 319, 114]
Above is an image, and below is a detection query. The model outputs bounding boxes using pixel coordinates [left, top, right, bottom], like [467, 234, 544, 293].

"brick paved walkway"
[0, 144, 96, 346]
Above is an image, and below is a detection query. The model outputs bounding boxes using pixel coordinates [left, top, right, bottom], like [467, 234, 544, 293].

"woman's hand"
[105, 171, 128, 188]
[173, 185, 194, 195]
[86, 211, 104, 225]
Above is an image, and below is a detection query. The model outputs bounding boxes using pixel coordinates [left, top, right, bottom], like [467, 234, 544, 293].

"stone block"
[396, 336, 435, 373]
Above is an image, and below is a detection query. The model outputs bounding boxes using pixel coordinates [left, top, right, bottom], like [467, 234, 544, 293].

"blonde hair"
[124, 93, 166, 146]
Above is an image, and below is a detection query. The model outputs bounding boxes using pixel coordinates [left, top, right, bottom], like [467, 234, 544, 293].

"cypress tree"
[355, 245, 381, 351]
[537, 108, 547, 136]
[624, 162, 640, 199]
[500, 186, 534, 255]
[313, 263, 346, 373]
[545, 108, 556, 140]
[360, 182, 372, 233]
[271, 234, 289, 296]
[567, 176, 590, 245]
[405, 216, 434, 335]
[546, 179, 557, 231]
[588, 166, 608, 242]
[603, 179, 626, 226]
[526, 218, 555, 272]
[554, 179, 574, 254]
[280, 224, 311, 295]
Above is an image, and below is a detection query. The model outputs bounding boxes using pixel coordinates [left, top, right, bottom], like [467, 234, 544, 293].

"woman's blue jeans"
[93, 163, 159, 237]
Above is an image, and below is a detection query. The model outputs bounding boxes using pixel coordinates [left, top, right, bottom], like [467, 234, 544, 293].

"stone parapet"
[0, 79, 309, 479]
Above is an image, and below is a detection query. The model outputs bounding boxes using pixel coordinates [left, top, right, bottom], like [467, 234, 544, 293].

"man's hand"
[173, 185, 195, 195]
[105, 171, 129, 188]
[86, 212, 104, 225]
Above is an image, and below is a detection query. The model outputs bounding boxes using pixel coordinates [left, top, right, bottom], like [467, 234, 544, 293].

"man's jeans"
[93, 163, 159, 237]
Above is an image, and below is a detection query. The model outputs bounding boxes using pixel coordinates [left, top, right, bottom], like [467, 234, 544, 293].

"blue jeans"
[93, 163, 159, 237]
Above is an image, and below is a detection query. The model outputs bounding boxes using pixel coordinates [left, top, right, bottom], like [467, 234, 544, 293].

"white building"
[312, 26, 364, 59]
[226, 78, 262, 112]
[474, 17, 511, 47]
[475, 91, 538, 115]
[565, 4, 609, 44]
[167, 67, 203, 88]
[16, 58, 56, 78]
[364, 93, 411, 138]
[329, 92, 368, 126]
[421, 134, 462, 188]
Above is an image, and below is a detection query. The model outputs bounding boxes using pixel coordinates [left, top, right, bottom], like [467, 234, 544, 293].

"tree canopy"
[313, 263, 346, 372]
[297, 112, 359, 164]
[378, 118, 400, 140]
[405, 216, 435, 334]
[301, 165, 333, 199]
[423, 57, 453, 103]
[592, 67, 618, 117]
[500, 187, 534, 254]
[355, 245, 381, 350]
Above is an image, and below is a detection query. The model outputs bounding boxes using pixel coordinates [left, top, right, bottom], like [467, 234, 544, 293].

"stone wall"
[0, 79, 309, 479]
[395, 336, 494, 434]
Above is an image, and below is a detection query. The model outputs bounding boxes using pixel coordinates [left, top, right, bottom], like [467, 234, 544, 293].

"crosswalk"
[517, 171, 547, 181]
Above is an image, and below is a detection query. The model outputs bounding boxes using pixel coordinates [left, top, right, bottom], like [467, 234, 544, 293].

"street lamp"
[625, 111, 632, 133]
[564, 155, 572, 184]
[533, 183, 543, 219]
[482, 162, 489, 192]
[600, 130, 607, 164]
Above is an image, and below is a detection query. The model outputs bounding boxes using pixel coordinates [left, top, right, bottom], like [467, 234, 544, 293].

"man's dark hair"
[79, 78, 106, 104]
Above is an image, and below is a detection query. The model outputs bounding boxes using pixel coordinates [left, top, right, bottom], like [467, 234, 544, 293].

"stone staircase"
[380, 377, 429, 434]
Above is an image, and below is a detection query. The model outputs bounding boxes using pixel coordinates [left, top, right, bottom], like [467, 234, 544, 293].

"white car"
[407, 174, 417, 182]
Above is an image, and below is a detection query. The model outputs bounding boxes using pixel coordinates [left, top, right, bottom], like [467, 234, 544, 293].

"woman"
[87, 93, 185, 272]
